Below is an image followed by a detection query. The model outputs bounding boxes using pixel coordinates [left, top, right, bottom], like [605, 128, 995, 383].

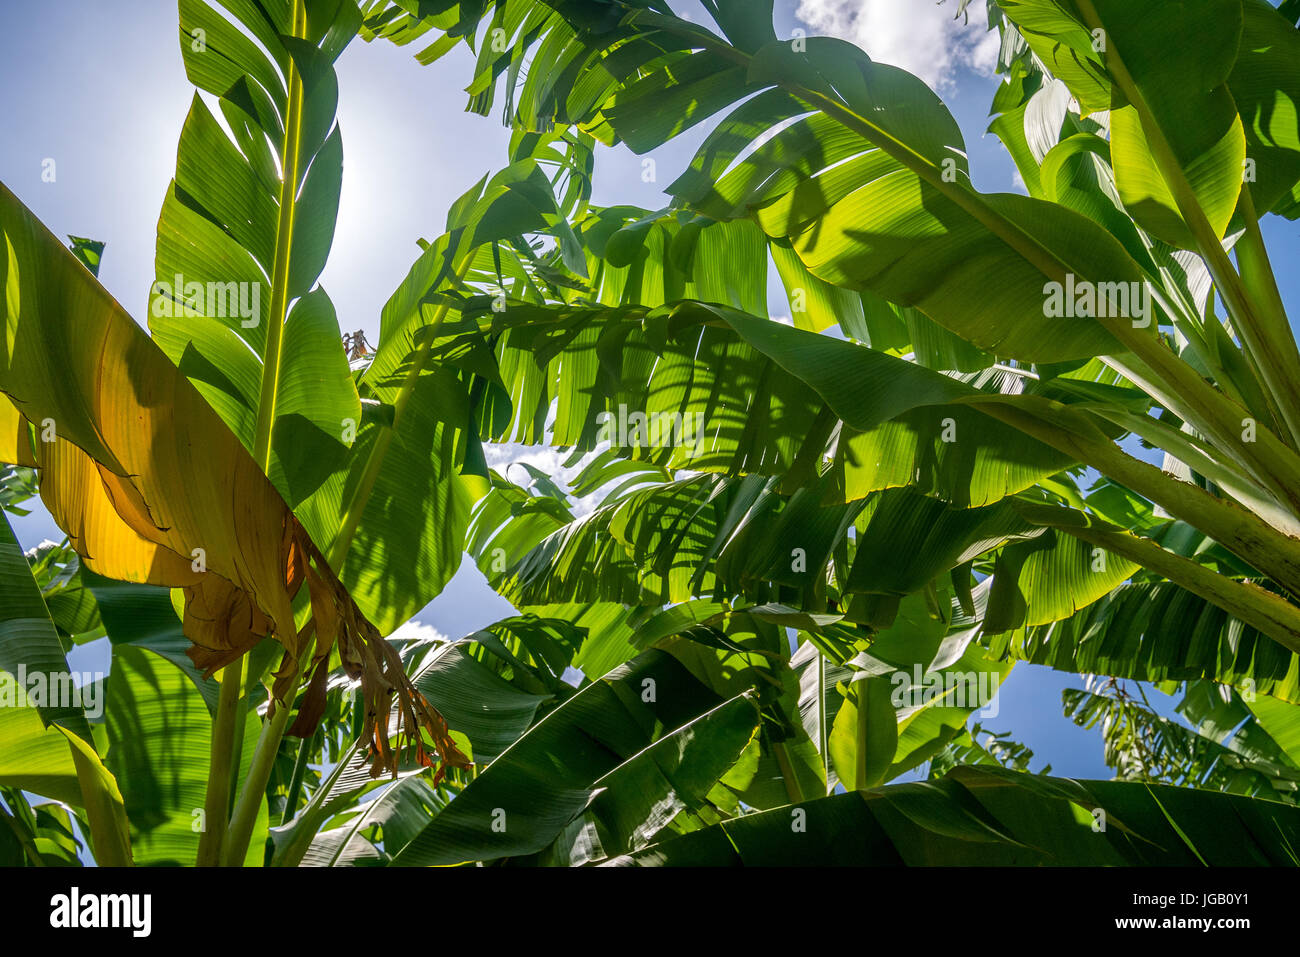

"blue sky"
[8, 0, 1287, 779]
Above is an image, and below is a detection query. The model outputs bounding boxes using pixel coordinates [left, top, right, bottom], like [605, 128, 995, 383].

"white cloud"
[389, 619, 450, 645]
[483, 444, 573, 482]
[794, 0, 1001, 92]
[484, 442, 608, 517]
[24, 538, 63, 558]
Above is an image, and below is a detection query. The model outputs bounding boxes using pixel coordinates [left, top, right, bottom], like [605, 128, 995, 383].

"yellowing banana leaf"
[0, 181, 460, 777]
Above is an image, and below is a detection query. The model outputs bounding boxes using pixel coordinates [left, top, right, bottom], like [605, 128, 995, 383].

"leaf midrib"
[252, 0, 307, 471]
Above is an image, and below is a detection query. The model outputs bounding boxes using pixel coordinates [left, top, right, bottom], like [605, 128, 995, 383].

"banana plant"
[370, 0, 1300, 645]
[1, 0, 651, 869]
[355, 0, 1300, 852]
[0, 0, 476, 865]
[1062, 676, 1300, 800]
[7, 0, 1300, 868]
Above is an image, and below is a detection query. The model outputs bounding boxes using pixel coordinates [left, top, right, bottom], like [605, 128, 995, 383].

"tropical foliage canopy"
[4, 0, 1300, 867]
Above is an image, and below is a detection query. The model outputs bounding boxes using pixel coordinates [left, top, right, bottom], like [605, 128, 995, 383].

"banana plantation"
[4, 0, 1300, 869]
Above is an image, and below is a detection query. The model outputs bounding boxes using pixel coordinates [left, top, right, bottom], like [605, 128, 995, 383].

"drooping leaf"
[607, 765, 1300, 865]
[392, 650, 743, 866]
[0, 181, 454, 777]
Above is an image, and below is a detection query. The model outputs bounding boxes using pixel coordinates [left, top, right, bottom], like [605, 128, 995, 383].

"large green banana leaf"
[433, 287, 1088, 508]
[153, 0, 363, 506]
[295, 160, 581, 632]
[988, 579, 1300, 704]
[0, 512, 92, 740]
[392, 649, 758, 865]
[106, 644, 267, 866]
[0, 510, 130, 864]
[606, 765, 1300, 866]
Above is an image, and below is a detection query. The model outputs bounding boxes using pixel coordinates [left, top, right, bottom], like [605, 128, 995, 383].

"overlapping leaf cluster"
[5, 0, 1300, 867]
